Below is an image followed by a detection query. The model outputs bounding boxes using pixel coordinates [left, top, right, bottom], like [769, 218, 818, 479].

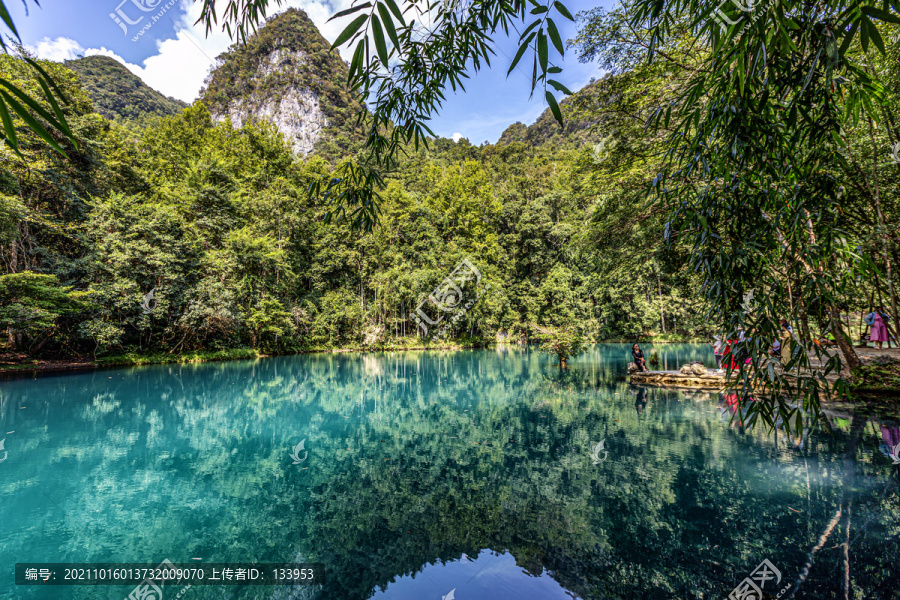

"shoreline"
[0, 338, 707, 378]
[0, 342, 494, 378]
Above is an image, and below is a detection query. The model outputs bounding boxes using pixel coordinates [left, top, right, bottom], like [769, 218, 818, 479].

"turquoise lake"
[1, 344, 898, 599]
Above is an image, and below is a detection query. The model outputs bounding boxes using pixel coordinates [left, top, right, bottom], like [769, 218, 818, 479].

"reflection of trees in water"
[0, 347, 897, 600]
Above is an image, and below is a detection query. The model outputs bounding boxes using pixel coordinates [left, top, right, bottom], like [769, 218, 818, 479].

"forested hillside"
[200, 8, 365, 156]
[0, 8, 897, 365]
[64, 55, 187, 125]
[498, 77, 607, 148]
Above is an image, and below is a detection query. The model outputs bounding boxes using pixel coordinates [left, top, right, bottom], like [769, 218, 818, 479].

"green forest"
[0, 4, 898, 389]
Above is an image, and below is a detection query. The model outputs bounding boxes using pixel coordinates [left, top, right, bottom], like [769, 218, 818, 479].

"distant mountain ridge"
[498, 77, 607, 148]
[64, 55, 187, 124]
[63, 12, 597, 153]
[199, 8, 365, 155]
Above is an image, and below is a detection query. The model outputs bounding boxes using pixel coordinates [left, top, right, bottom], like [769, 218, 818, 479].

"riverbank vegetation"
[0, 1, 898, 413]
[0, 51, 715, 362]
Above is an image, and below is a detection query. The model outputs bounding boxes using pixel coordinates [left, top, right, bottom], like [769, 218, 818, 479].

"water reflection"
[0, 345, 897, 600]
[371, 550, 579, 600]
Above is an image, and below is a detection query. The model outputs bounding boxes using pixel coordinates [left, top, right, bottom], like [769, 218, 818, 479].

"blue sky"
[11, 0, 609, 143]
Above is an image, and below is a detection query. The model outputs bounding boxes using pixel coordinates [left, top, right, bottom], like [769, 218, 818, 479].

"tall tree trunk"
[868, 118, 900, 337]
[797, 289, 813, 346]
[657, 274, 666, 333]
[831, 305, 861, 372]
[787, 277, 795, 313]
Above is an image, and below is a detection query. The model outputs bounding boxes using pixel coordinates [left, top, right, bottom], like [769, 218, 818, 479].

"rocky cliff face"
[200, 9, 363, 156]
[211, 49, 327, 154]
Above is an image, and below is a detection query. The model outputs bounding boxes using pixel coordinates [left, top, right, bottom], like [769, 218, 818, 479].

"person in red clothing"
[721, 338, 740, 370]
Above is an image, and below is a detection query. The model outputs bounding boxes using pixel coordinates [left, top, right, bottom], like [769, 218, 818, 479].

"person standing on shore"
[866, 308, 891, 349]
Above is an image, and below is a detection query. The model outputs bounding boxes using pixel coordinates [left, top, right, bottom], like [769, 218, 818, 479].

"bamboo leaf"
[376, 4, 400, 49]
[35, 76, 75, 144]
[332, 14, 369, 49]
[371, 14, 390, 66]
[519, 18, 541, 41]
[508, 31, 536, 75]
[0, 77, 73, 148]
[383, 0, 405, 25]
[838, 19, 859, 57]
[0, 95, 19, 151]
[329, 2, 372, 21]
[537, 30, 548, 74]
[861, 5, 900, 23]
[23, 57, 70, 105]
[553, 0, 574, 21]
[546, 18, 564, 56]
[868, 19, 886, 53]
[545, 90, 563, 125]
[547, 78, 572, 95]
[0, 0, 21, 45]
[0, 89, 65, 154]
[348, 40, 365, 84]
[860, 15, 870, 51]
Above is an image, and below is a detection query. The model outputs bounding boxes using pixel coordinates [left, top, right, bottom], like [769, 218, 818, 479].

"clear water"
[1, 344, 898, 600]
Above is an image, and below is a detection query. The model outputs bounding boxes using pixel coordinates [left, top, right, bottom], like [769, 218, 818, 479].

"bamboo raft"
[629, 370, 727, 389]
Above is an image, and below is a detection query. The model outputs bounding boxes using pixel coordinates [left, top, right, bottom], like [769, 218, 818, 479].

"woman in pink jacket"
[868, 308, 890, 349]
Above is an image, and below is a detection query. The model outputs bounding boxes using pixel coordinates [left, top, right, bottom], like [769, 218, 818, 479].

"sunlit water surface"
[1, 344, 898, 600]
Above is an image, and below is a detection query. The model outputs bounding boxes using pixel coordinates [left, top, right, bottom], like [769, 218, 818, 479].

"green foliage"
[246, 297, 295, 350]
[536, 325, 586, 366]
[0, 271, 88, 350]
[288, 0, 576, 226]
[1, 4, 895, 412]
[571, 0, 900, 414]
[64, 56, 187, 125]
[97, 347, 259, 365]
[0, 3, 78, 156]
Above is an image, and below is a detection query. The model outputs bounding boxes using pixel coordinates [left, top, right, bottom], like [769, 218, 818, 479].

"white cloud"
[29, 37, 83, 62]
[452, 132, 463, 142]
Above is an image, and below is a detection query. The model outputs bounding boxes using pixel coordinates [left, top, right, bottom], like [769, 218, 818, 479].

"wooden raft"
[629, 370, 726, 389]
